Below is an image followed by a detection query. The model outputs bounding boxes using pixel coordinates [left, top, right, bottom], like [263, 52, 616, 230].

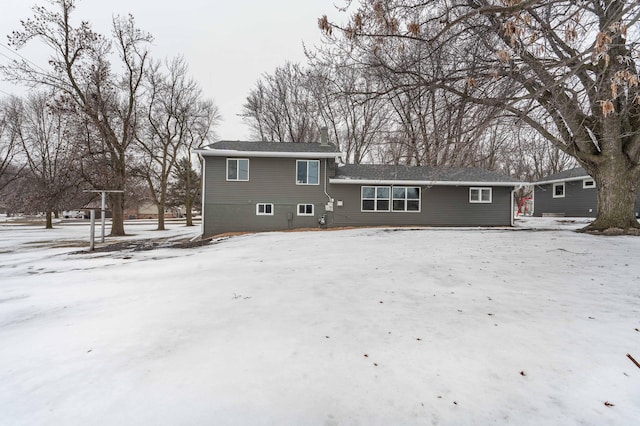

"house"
[195, 138, 524, 238]
[533, 167, 640, 217]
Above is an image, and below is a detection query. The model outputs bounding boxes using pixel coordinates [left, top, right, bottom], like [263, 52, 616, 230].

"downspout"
[511, 187, 516, 227]
[324, 159, 332, 203]
[200, 154, 206, 238]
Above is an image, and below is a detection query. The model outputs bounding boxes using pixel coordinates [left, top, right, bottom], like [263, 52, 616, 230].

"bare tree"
[320, 0, 640, 233]
[0, 97, 25, 193]
[134, 56, 219, 230]
[306, 62, 392, 163]
[6, 92, 84, 228]
[242, 62, 322, 142]
[2, 0, 152, 235]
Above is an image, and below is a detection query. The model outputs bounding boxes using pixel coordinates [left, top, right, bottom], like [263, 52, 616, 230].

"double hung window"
[362, 186, 391, 211]
[553, 183, 565, 198]
[392, 187, 420, 212]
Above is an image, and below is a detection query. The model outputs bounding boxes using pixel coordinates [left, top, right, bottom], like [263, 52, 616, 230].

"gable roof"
[194, 140, 342, 159]
[331, 164, 523, 187]
[534, 167, 591, 185]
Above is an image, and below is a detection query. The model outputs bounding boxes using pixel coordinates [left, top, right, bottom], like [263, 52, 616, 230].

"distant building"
[533, 167, 640, 217]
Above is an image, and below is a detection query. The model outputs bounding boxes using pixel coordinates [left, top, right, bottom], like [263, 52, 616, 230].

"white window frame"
[361, 186, 391, 212]
[296, 160, 320, 185]
[583, 179, 595, 189]
[469, 187, 492, 203]
[256, 203, 273, 216]
[297, 204, 314, 216]
[226, 158, 249, 181]
[391, 186, 421, 212]
[553, 182, 565, 198]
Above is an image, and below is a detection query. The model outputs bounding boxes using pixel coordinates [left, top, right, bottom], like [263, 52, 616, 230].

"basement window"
[553, 183, 565, 198]
[297, 204, 314, 216]
[583, 179, 595, 189]
[256, 203, 273, 216]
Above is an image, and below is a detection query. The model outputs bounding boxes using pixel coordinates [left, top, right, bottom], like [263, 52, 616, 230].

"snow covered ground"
[1, 217, 639, 425]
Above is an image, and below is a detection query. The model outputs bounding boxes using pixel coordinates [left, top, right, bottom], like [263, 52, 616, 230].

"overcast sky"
[0, 0, 345, 141]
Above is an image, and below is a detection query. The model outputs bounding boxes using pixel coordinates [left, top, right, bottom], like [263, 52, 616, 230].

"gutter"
[533, 176, 590, 185]
[194, 148, 341, 159]
[329, 178, 526, 187]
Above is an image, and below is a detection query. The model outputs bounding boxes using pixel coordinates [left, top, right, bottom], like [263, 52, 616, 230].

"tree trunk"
[157, 204, 165, 231]
[184, 186, 193, 226]
[583, 161, 640, 234]
[109, 193, 126, 236]
[45, 211, 53, 229]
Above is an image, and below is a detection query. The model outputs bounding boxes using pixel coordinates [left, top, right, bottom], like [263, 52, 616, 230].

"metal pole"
[90, 209, 96, 251]
[101, 191, 106, 243]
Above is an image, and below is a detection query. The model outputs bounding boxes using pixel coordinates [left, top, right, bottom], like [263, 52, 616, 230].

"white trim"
[330, 178, 522, 187]
[535, 175, 589, 185]
[195, 148, 341, 159]
[226, 158, 250, 181]
[297, 204, 314, 216]
[469, 187, 492, 203]
[583, 178, 596, 189]
[553, 182, 565, 198]
[200, 157, 206, 236]
[256, 203, 274, 216]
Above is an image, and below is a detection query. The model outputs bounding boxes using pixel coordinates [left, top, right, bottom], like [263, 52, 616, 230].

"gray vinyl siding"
[533, 180, 597, 217]
[328, 185, 513, 227]
[203, 156, 330, 236]
[534, 180, 640, 217]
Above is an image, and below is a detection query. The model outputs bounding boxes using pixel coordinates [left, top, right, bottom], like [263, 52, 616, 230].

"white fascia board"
[329, 178, 524, 187]
[534, 176, 590, 185]
[194, 148, 342, 159]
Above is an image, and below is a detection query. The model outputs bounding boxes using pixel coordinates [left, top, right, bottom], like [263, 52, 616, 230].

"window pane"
[406, 187, 419, 199]
[393, 187, 406, 199]
[258, 204, 265, 214]
[393, 200, 405, 211]
[362, 200, 375, 210]
[298, 205, 305, 214]
[377, 200, 389, 211]
[238, 160, 249, 180]
[297, 161, 307, 183]
[470, 189, 479, 201]
[481, 189, 491, 202]
[306, 205, 313, 214]
[228, 160, 237, 180]
[555, 185, 564, 196]
[265, 204, 272, 214]
[308, 161, 319, 184]
[362, 187, 375, 198]
[377, 187, 390, 198]
[407, 200, 420, 211]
